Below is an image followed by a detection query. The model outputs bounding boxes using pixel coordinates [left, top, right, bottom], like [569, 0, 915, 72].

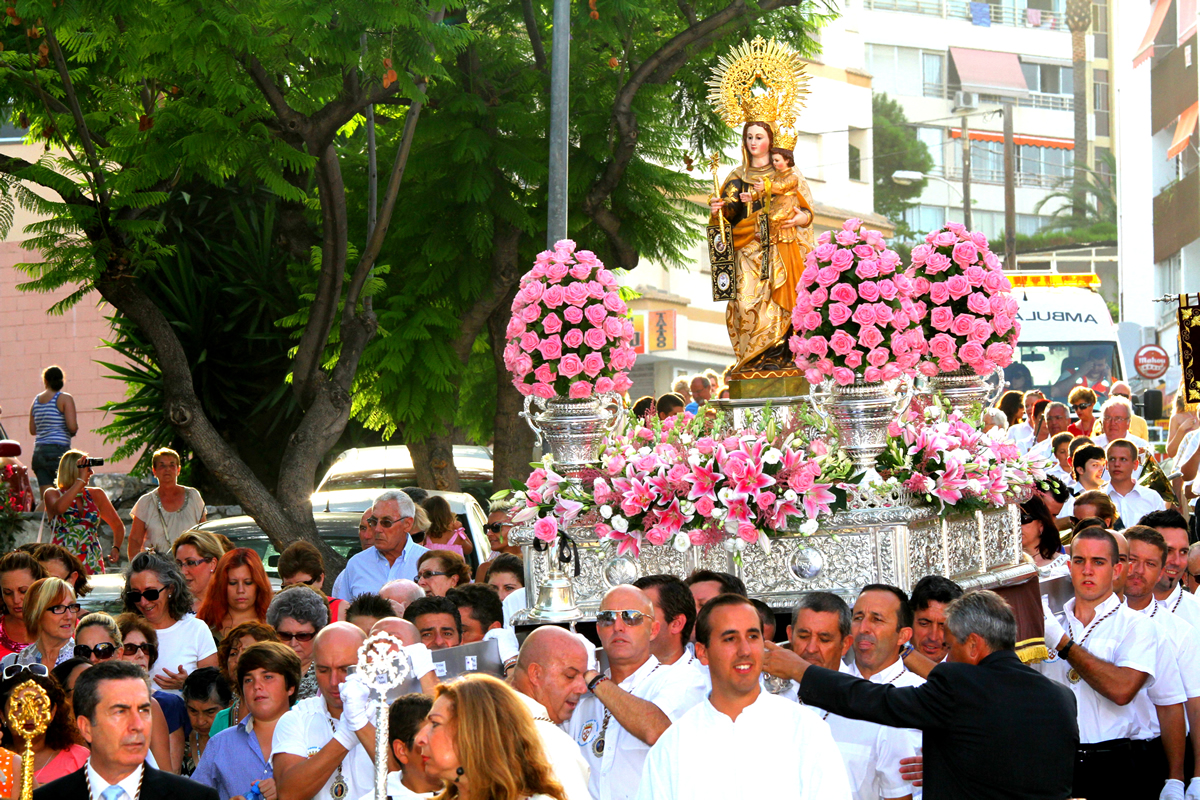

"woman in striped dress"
[27, 366, 76, 493]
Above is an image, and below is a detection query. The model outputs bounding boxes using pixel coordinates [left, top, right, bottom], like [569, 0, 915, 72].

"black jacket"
[800, 650, 1079, 800]
[33, 763, 219, 800]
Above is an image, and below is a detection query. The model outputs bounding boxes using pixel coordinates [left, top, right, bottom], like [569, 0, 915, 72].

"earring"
[455, 767, 464, 783]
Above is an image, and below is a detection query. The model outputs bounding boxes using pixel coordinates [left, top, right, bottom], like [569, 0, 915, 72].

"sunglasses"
[48, 603, 82, 616]
[1019, 512, 1036, 526]
[125, 587, 167, 604]
[175, 557, 214, 569]
[1071, 403, 1091, 411]
[596, 609, 652, 627]
[417, 570, 448, 581]
[1, 664, 48, 681]
[276, 631, 317, 643]
[367, 517, 403, 528]
[282, 577, 318, 588]
[74, 643, 118, 661]
[123, 643, 153, 657]
[484, 522, 509, 534]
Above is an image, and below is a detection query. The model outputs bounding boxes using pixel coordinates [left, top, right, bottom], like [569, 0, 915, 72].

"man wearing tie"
[33, 661, 217, 800]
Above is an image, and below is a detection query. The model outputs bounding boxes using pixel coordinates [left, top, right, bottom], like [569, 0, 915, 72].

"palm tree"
[1066, 0, 1091, 223]
[1032, 151, 1117, 230]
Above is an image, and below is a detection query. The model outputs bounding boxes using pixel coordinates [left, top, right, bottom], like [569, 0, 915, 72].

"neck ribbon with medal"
[592, 662, 662, 758]
[1063, 603, 1121, 684]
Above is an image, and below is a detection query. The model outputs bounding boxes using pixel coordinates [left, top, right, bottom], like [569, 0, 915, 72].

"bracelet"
[587, 673, 609, 693]
[1058, 639, 1075, 660]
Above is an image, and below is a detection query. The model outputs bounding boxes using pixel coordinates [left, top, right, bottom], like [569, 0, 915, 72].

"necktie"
[101, 785, 126, 800]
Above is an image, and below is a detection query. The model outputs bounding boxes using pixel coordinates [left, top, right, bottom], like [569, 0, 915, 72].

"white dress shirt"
[516, 690, 592, 800]
[1161, 582, 1200, 632]
[1104, 484, 1165, 529]
[1036, 593, 1158, 743]
[331, 538, 430, 601]
[820, 659, 925, 800]
[1122, 600, 1186, 740]
[634, 690, 852, 800]
[566, 655, 708, 800]
[271, 695, 374, 800]
[1010, 422, 1035, 454]
[355, 772, 437, 800]
[86, 759, 144, 800]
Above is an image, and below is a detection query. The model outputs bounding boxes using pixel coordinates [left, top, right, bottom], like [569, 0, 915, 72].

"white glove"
[339, 672, 372, 732]
[1042, 598, 1067, 653]
[404, 643, 435, 679]
[484, 627, 520, 664]
[1185, 778, 1200, 800]
[1161, 779, 1185, 800]
[332, 708, 359, 750]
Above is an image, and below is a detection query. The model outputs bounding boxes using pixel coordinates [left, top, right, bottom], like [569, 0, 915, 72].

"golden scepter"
[7, 680, 50, 800]
[709, 152, 727, 248]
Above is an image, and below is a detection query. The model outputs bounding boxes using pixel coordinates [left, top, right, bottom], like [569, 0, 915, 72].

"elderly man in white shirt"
[567, 585, 708, 800]
[1103, 440, 1166, 528]
[332, 490, 429, 601]
[1093, 396, 1152, 454]
[636, 595, 851, 800]
[1037, 528, 1159, 800]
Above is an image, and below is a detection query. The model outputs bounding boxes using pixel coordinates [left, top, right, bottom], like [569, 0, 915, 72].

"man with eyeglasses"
[567, 585, 707, 800]
[1093, 396, 1151, 455]
[332, 490, 428, 602]
[1099, 382, 1151, 441]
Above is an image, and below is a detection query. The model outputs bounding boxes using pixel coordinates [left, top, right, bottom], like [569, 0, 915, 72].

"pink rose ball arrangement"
[789, 218, 921, 385]
[504, 240, 637, 400]
[900, 223, 1020, 377]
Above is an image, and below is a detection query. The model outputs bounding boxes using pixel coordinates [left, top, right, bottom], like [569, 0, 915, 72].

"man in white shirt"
[1009, 390, 1044, 454]
[1145, 510, 1200, 631]
[632, 575, 705, 677]
[568, 585, 708, 800]
[1093, 396, 1152, 453]
[273, 623, 376, 800]
[1028, 403, 1072, 461]
[356, 694, 439, 800]
[1124, 527, 1199, 800]
[1104, 440, 1166, 527]
[636, 595, 851, 800]
[333, 490, 429, 600]
[908, 576, 964, 664]
[508, 626, 593, 800]
[1037, 527, 1158, 800]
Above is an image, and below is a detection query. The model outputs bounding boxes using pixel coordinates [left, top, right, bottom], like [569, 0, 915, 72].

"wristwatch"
[587, 673, 609, 693]
[1058, 639, 1075, 660]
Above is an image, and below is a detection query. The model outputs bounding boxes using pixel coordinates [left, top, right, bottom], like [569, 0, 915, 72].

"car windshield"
[1006, 341, 1120, 403]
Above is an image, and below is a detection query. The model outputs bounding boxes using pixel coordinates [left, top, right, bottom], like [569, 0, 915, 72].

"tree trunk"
[1067, 0, 1090, 224]
[408, 436, 462, 491]
[489, 285, 538, 491]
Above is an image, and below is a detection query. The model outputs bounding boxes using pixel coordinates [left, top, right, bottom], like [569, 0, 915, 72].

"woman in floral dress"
[42, 450, 125, 575]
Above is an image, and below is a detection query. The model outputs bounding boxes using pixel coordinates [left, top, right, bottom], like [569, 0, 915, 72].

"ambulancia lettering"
[1016, 310, 1099, 324]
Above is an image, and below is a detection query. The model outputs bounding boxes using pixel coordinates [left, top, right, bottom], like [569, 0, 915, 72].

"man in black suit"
[33, 661, 217, 800]
[764, 589, 1079, 800]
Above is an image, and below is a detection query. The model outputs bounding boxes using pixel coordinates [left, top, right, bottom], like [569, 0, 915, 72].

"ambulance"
[1007, 274, 1124, 403]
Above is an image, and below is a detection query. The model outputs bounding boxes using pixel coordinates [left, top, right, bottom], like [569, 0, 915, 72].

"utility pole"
[1003, 103, 1016, 271]
[961, 114, 972, 229]
[546, 0, 570, 246]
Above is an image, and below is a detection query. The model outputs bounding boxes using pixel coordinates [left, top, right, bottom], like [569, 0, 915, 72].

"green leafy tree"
[872, 93, 934, 238]
[1033, 150, 1118, 231]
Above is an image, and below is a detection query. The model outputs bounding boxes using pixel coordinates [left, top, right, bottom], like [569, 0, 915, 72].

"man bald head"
[511, 626, 589, 724]
[597, 585, 659, 677]
[313, 622, 366, 714]
[380, 579, 425, 616]
[371, 617, 421, 647]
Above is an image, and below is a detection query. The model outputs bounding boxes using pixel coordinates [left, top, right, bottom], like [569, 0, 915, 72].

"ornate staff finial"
[7, 680, 50, 800]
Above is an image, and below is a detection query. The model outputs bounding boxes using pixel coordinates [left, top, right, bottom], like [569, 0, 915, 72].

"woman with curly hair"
[416, 551, 471, 598]
[414, 674, 566, 800]
[197, 549, 273, 639]
[114, 612, 189, 772]
[0, 668, 88, 783]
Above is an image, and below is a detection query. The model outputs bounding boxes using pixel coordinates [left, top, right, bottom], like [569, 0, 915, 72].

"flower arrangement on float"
[789, 218, 922, 385]
[503, 240, 636, 400]
[508, 409, 854, 558]
[877, 396, 1049, 513]
[901, 223, 1020, 377]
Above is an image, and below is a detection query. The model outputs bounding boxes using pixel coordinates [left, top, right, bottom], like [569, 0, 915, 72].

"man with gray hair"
[765, 591, 1079, 799]
[685, 376, 712, 415]
[379, 579, 424, 616]
[1094, 395, 1151, 452]
[333, 490, 429, 601]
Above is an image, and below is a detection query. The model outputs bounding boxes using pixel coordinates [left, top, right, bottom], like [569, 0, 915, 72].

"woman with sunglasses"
[1020, 496, 1068, 578]
[0, 552, 46, 658]
[0, 578, 77, 669]
[209, 621, 281, 736]
[277, 541, 347, 623]
[173, 530, 227, 614]
[197, 549, 273, 640]
[115, 612, 188, 773]
[474, 499, 522, 584]
[0, 667, 88, 784]
[265, 586, 327, 702]
[415, 551, 471, 598]
[74, 611, 122, 664]
[1067, 386, 1098, 436]
[123, 551, 219, 694]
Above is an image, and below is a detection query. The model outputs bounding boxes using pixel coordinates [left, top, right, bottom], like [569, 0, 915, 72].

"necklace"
[1171, 586, 1184, 613]
[84, 765, 144, 800]
[813, 664, 907, 722]
[592, 663, 662, 759]
[327, 716, 348, 798]
[1063, 602, 1121, 684]
[0, 618, 28, 654]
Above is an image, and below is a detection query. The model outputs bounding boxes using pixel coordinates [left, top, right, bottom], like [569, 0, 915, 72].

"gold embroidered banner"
[1179, 294, 1200, 404]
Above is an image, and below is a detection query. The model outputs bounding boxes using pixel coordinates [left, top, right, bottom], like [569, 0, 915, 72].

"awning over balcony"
[1168, 101, 1199, 158]
[1135, 0, 1173, 67]
[949, 48, 1029, 97]
[950, 129, 1074, 149]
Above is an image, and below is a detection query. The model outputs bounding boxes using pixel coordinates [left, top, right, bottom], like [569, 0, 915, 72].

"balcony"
[864, 0, 1065, 29]
[1154, 168, 1200, 263]
[945, 166, 1068, 188]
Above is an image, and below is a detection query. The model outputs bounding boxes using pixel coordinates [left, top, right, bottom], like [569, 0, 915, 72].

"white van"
[1007, 275, 1124, 404]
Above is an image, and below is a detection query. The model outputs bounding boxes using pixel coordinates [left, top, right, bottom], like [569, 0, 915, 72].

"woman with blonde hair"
[173, 530, 227, 613]
[414, 674, 567, 800]
[128, 447, 207, 558]
[43, 450, 125, 574]
[0, 577, 78, 667]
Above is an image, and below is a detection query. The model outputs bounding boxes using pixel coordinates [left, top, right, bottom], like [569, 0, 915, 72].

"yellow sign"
[1009, 274, 1101, 288]
[630, 310, 677, 353]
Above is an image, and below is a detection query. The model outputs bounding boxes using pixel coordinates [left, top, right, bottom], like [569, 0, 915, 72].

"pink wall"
[0, 241, 138, 474]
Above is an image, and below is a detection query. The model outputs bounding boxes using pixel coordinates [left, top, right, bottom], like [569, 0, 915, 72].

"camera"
[78, 457, 105, 468]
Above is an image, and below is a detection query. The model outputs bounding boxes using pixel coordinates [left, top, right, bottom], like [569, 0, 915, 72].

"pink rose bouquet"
[789, 219, 921, 385]
[504, 239, 637, 399]
[902, 224, 1020, 377]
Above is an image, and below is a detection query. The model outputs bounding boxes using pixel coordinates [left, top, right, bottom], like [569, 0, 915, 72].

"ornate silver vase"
[823, 379, 910, 472]
[521, 394, 618, 470]
[925, 366, 1004, 421]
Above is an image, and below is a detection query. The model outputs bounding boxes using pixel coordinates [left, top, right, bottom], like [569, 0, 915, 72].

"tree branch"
[45, 31, 108, 203]
[242, 55, 308, 137]
[521, 0, 548, 70]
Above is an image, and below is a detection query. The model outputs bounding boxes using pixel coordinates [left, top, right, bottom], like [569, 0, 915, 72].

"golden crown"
[706, 36, 809, 148]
